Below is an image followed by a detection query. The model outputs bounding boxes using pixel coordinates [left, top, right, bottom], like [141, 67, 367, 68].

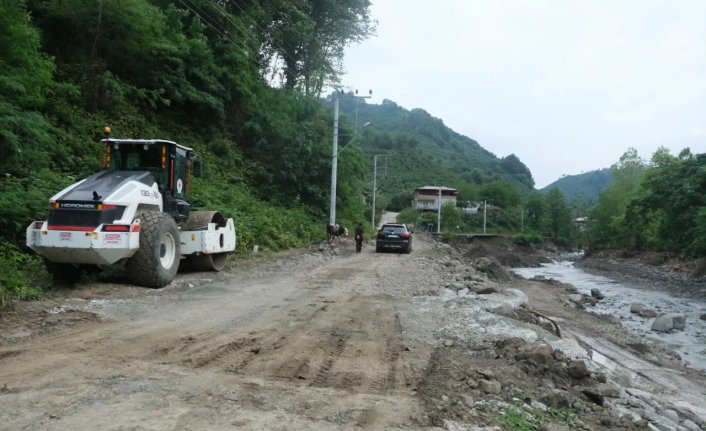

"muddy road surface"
[1, 234, 706, 430]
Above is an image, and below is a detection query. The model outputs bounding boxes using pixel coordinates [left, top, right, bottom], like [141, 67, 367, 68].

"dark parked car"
[376, 223, 413, 253]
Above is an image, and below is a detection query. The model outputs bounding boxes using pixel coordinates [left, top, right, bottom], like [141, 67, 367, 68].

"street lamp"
[329, 89, 372, 227]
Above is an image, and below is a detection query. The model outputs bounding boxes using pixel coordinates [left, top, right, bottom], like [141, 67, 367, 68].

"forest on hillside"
[540, 168, 613, 207]
[1, 0, 379, 304]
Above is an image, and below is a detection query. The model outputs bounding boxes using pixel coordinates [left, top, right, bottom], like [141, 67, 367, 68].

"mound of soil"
[463, 236, 547, 268]
[470, 257, 514, 282]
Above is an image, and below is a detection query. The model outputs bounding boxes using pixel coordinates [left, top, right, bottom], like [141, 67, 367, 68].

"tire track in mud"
[143, 294, 409, 396]
[310, 330, 350, 388]
[135, 256, 412, 398]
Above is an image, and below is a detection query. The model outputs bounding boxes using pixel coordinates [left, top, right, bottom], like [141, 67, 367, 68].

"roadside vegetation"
[588, 147, 706, 259]
[0, 0, 375, 305]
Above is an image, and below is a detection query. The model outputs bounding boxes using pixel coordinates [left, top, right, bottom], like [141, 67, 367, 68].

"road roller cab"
[26, 128, 236, 288]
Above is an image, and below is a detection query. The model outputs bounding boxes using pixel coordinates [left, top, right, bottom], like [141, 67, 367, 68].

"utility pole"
[437, 187, 442, 233]
[372, 155, 378, 231]
[483, 200, 487, 234]
[328, 95, 340, 226]
[371, 153, 388, 232]
[329, 89, 372, 227]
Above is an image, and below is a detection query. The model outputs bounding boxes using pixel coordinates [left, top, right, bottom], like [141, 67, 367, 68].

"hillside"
[540, 168, 613, 205]
[336, 96, 535, 209]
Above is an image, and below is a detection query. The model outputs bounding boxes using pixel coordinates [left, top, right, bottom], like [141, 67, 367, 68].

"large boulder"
[639, 309, 658, 318]
[651, 315, 674, 332]
[671, 315, 687, 330]
[629, 303, 644, 314]
[590, 288, 605, 299]
[567, 360, 590, 379]
[651, 315, 687, 332]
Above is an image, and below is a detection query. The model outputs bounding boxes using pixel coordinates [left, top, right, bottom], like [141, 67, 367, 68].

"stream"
[512, 260, 706, 372]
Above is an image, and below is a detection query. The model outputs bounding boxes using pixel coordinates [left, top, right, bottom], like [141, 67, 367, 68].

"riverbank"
[577, 251, 706, 299]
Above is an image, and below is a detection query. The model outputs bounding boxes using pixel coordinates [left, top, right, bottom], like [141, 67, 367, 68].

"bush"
[190, 177, 323, 253]
[513, 232, 544, 247]
[0, 241, 50, 307]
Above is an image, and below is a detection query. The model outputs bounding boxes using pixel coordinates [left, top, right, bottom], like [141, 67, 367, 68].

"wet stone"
[639, 309, 658, 318]
[682, 419, 701, 430]
[479, 379, 501, 395]
[651, 315, 674, 332]
[530, 400, 548, 411]
[567, 360, 589, 379]
[657, 409, 679, 424]
[630, 303, 644, 314]
[671, 315, 686, 330]
[591, 288, 605, 299]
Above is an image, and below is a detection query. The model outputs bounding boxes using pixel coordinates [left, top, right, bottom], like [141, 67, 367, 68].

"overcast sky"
[341, 0, 706, 188]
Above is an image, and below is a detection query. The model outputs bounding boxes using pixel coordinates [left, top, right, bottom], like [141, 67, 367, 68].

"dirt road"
[1, 234, 705, 430]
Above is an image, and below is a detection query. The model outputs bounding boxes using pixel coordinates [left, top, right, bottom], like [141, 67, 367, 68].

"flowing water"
[512, 260, 706, 372]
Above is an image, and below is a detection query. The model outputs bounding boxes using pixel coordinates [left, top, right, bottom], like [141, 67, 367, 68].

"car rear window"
[382, 226, 407, 234]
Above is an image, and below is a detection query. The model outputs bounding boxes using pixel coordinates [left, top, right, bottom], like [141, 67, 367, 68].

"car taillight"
[377, 232, 385, 239]
[401, 232, 411, 239]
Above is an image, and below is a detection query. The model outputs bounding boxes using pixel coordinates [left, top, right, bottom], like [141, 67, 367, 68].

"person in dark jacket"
[354, 224, 364, 253]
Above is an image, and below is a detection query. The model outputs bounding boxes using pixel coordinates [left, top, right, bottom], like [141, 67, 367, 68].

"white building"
[412, 186, 457, 211]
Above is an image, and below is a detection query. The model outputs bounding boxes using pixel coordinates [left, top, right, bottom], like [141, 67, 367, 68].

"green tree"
[0, 0, 55, 175]
[441, 204, 462, 233]
[627, 148, 706, 256]
[544, 188, 573, 244]
[500, 154, 534, 189]
[524, 192, 546, 232]
[589, 148, 645, 248]
[479, 180, 521, 209]
[265, 0, 375, 95]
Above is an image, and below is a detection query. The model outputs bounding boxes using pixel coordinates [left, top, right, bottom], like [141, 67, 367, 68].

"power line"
[220, 0, 301, 69]
[186, 0, 301, 86]
[200, 0, 266, 55]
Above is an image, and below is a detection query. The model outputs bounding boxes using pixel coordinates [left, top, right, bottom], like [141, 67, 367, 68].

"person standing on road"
[354, 223, 364, 253]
